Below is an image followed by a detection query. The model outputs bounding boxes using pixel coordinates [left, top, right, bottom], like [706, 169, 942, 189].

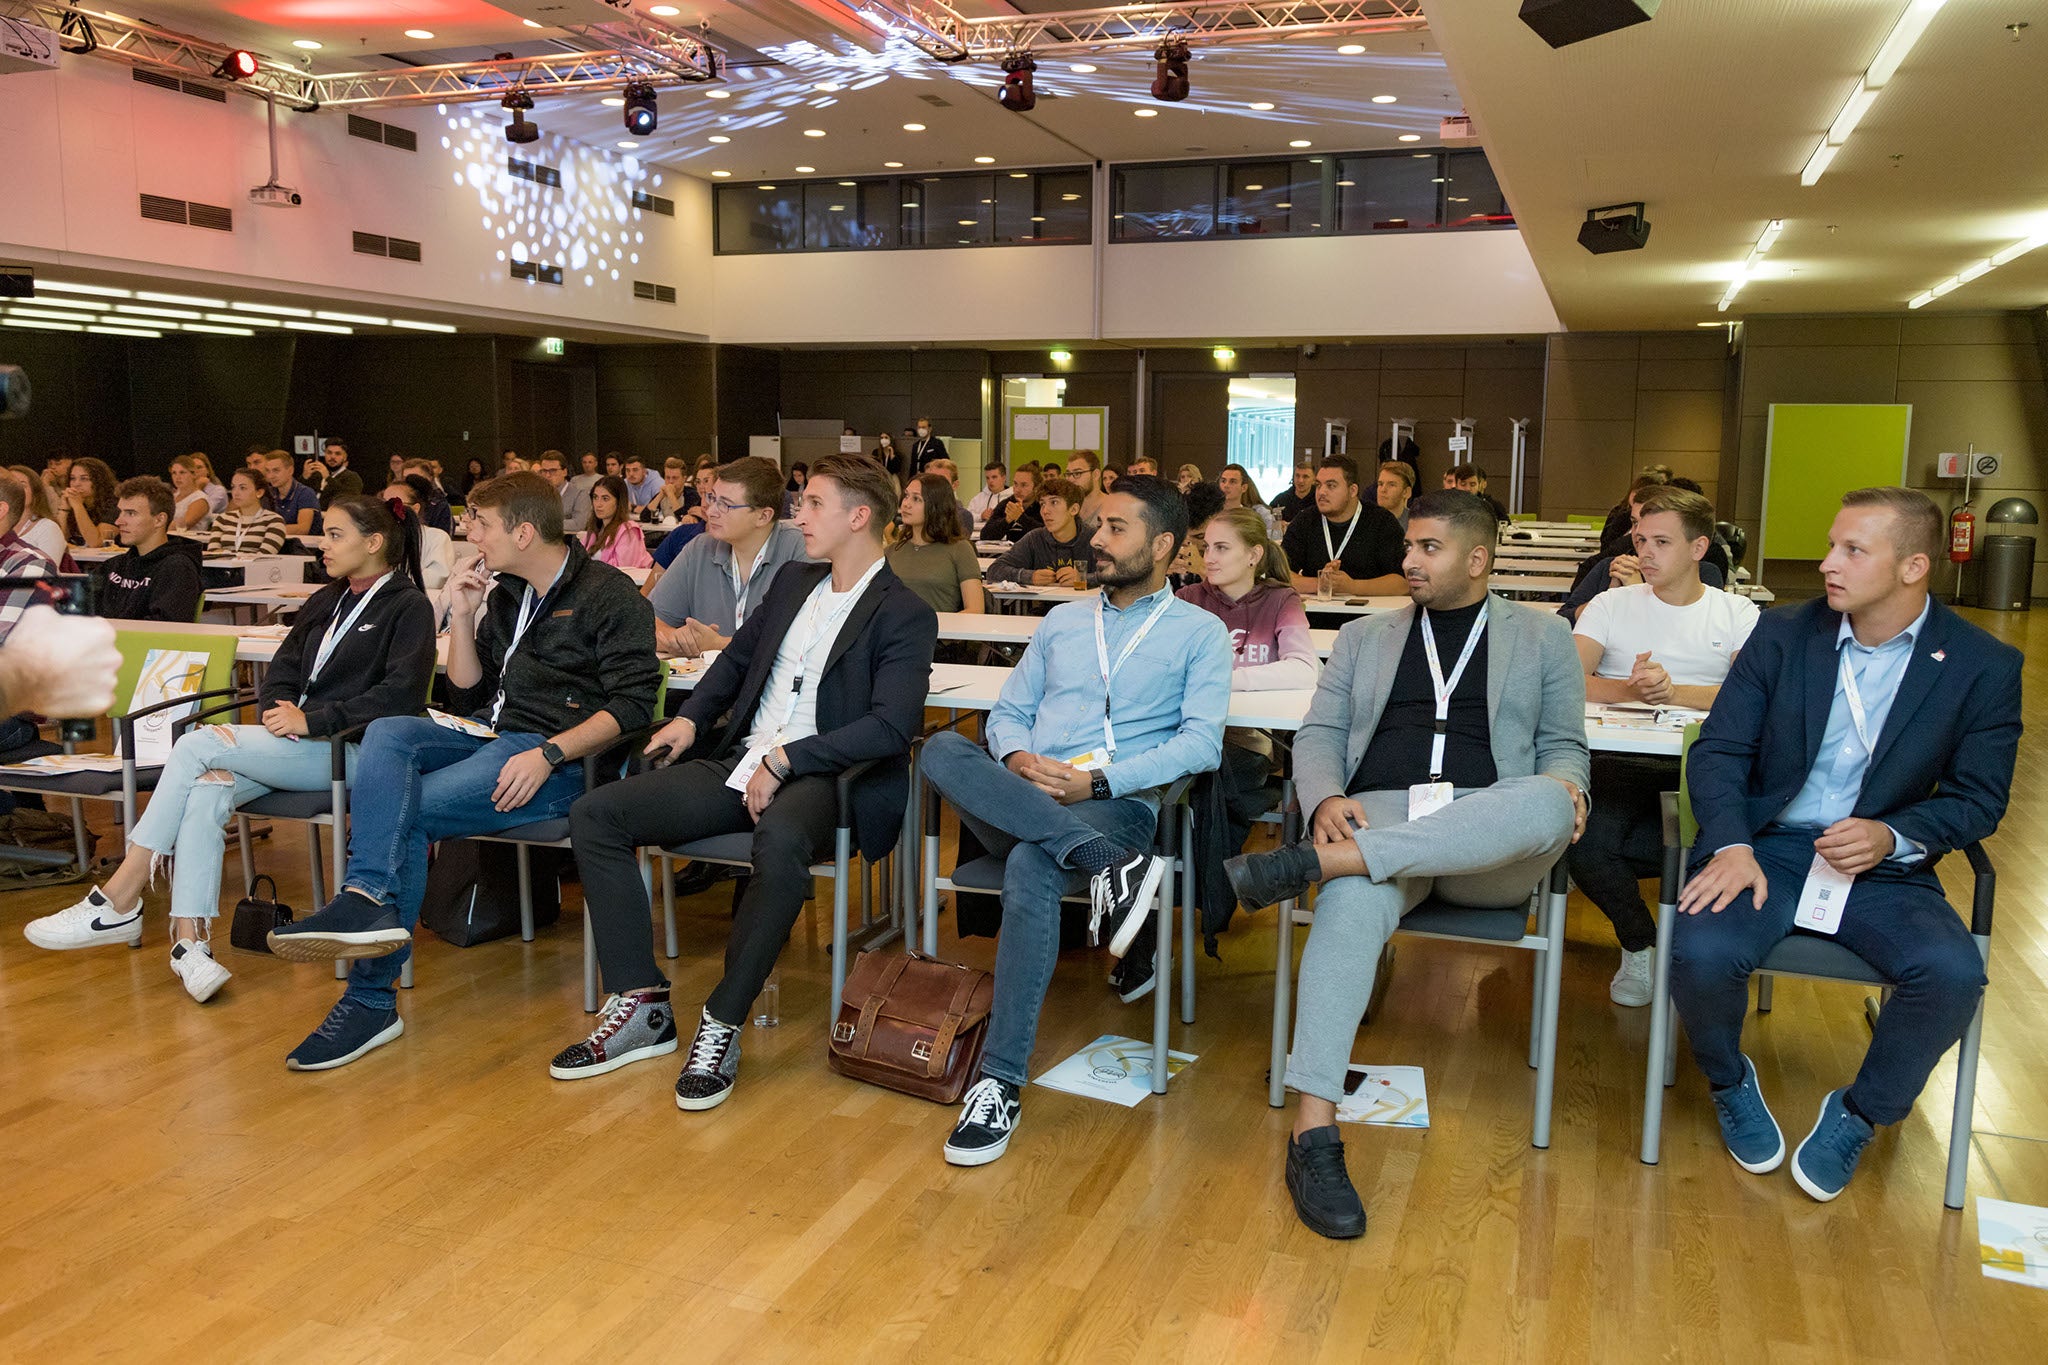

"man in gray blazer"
[1226, 490, 1591, 1241]
[538, 452, 591, 534]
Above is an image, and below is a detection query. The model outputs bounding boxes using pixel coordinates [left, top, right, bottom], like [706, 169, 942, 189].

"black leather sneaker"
[268, 889, 408, 962]
[944, 1076, 1022, 1166]
[1286, 1125, 1367, 1239]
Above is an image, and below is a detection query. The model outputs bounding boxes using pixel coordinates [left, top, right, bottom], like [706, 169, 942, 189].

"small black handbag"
[228, 874, 294, 954]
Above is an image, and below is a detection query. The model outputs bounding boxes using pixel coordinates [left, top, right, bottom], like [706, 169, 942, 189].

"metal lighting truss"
[868, 0, 1429, 62]
[0, 2, 718, 110]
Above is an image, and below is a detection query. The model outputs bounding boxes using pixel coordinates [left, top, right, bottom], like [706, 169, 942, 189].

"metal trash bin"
[1975, 535, 2034, 611]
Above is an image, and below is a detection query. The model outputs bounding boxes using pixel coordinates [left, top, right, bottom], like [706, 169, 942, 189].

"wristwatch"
[1090, 771, 1112, 801]
[539, 740, 565, 768]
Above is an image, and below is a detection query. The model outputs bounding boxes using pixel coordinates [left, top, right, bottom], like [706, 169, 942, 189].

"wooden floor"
[1, 606, 2044, 1363]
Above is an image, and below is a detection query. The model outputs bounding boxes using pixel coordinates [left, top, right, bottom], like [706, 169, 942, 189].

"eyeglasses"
[706, 496, 761, 514]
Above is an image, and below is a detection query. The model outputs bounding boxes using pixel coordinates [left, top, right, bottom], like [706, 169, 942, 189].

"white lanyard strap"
[729, 542, 767, 630]
[1420, 602, 1488, 781]
[490, 556, 569, 727]
[301, 572, 391, 703]
[1093, 590, 1175, 758]
[759, 561, 886, 741]
[1322, 512, 1360, 566]
[1839, 645, 1873, 753]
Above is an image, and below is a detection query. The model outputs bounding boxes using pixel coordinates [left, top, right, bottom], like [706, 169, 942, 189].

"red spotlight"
[998, 52, 1037, 113]
[1151, 38, 1190, 103]
[214, 49, 259, 81]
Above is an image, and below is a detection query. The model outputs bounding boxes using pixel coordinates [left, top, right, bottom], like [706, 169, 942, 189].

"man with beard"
[917, 475, 1233, 1168]
[1224, 490, 1589, 1241]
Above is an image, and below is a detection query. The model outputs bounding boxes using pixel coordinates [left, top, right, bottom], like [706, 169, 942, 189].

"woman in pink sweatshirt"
[1178, 508, 1320, 694]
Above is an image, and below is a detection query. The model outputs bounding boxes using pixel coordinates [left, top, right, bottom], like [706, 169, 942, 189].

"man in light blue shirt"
[621, 457, 664, 508]
[919, 475, 1232, 1169]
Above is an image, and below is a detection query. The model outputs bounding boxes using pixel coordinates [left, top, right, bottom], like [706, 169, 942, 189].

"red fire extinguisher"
[1949, 504, 1975, 563]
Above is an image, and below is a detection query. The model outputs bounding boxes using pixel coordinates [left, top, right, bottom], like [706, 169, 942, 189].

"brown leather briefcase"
[827, 949, 995, 1104]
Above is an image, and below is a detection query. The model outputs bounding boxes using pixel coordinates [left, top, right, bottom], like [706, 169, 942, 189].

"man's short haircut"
[1633, 485, 1717, 544]
[984, 460, 1006, 473]
[1182, 480, 1225, 532]
[1407, 490, 1498, 554]
[1317, 453, 1361, 486]
[116, 475, 174, 521]
[1668, 475, 1705, 496]
[1377, 460, 1415, 491]
[809, 453, 897, 530]
[1038, 477, 1082, 508]
[712, 456, 785, 517]
[1107, 473, 1192, 557]
[538, 449, 565, 470]
[468, 471, 566, 544]
[324, 438, 346, 453]
[1627, 472, 1669, 498]
[1457, 465, 1489, 483]
[1066, 449, 1102, 472]
[623, 455, 645, 470]
[1842, 486, 1943, 563]
[265, 449, 294, 469]
[664, 456, 687, 473]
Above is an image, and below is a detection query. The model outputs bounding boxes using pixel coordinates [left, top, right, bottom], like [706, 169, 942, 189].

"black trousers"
[569, 753, 839, 1023]
[1564, 753, 1679, 953]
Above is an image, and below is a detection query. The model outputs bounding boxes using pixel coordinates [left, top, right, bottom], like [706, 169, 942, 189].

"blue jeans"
[1669, 829, 1987, 1126]
[919, 730, 1158, 1087]
[339, 715, 586, 1010]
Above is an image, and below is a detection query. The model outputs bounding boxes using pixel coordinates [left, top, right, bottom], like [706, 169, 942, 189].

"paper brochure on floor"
[1338, 1064, 1430, 1128]
[1034, 1034, 1195, 1107]
[1979, 1198, 2048, 1289]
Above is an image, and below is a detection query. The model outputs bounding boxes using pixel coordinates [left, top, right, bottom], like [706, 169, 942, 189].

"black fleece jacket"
[257, 575, 439, 738]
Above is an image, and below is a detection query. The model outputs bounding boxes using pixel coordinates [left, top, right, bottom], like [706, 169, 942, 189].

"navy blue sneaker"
[285, 997, 404, 1072]
[1792, 1089, 1875, 1202]
[268, 889, 409, 962]
[1710, 1054, 1785, 1173]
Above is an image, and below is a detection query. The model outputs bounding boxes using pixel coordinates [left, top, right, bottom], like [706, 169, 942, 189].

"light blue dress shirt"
[1774, 598, 1931, 860]
[984, 584, 1233, 804]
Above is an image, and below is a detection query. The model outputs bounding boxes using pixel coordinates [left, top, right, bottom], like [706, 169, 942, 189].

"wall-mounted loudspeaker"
[1518, 0, 1660, 49]
[1578, 202, 1652, 254]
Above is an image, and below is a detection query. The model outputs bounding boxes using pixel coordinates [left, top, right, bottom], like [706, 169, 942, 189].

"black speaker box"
[1519, 0, 1661, 49]
[1578, 214, 1652, 254]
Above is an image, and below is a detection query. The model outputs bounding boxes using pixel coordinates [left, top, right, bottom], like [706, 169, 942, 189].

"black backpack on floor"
[418, 838, 566, 947]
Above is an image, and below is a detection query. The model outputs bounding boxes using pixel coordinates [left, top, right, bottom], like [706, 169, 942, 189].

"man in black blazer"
[554, 455, 938, 1109]
[1674, 487, 2021, 1202]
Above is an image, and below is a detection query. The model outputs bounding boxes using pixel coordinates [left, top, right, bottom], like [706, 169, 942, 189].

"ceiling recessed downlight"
[523, 18, 542, 28]
[601, 97, 624, 107]
[1397, 134, 1422, 142]
[884, 160, 903, 168]
[1289, 139, 1311, 148]
[815, 81, 840, 91]
[1133, 108, 1158, 117]
[795, 166, 815, 173]
[1248, 101, 1275, 111]
[711, 170, 731, 177]
[804, 128, 826, 137]
[403, 30, 435, 41]
[1338, 43, 1366, 55]
[651, 4, 681, 14]
[1371, 94, 1397, 104]
[706, 89, 729, 99]
[974, 156, 994, 164]
[708, 134, 730, 143]
[292, 39, 321, 51]
[1070, 63, 1096, 73]
[618, 141, 639, 149]
[903, 122, 925, 131]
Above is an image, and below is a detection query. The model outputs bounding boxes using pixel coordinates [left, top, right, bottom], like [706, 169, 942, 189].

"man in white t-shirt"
[1569, 485, 1759, 1007]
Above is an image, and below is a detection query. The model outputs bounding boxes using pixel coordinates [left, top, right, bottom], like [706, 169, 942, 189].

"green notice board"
[1006, 406, 1109, 472]
[1761, 404, 1911, 565]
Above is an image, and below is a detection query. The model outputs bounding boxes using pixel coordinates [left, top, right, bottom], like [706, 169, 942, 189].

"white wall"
[0, 57, 715, 338]
[1100, 230, 1562, 341]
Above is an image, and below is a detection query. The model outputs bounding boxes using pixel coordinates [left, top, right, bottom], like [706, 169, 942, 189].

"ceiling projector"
[250, 183, 303, 208]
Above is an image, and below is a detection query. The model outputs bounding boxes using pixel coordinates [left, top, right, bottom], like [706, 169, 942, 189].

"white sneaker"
[1610, 946, 1655, 1007]
[23, 887, 143, 950]
[170, 939, 231, 1004]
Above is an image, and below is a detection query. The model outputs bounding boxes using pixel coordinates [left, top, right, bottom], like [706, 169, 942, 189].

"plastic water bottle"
[754, 970, 780, 1029]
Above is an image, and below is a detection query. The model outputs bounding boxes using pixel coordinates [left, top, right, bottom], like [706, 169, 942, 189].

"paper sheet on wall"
[1979, 1198, 2048, 1289]
[1073, 412, 1101, 449]
[1012, 412, 1050, 442]
[116, 649, 210, 766]
[1336, 1064, 1430, 1128]
[1034, 1034, 1196, 1107]
[1047, 412, 1076, 451]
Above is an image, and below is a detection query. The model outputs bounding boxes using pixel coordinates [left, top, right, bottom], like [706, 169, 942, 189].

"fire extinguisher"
[1949, 503, 1975, 563]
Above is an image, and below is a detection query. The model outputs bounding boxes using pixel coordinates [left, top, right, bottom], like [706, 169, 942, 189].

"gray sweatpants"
[1284, 775, 1576, 1103]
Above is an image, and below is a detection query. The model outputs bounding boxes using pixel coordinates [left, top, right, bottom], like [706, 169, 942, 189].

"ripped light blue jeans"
[127, 724, 356, 920]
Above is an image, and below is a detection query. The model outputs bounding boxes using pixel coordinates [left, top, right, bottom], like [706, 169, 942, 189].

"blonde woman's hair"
[6, 464, 54, 521]
[1202, 507, 1292, 588]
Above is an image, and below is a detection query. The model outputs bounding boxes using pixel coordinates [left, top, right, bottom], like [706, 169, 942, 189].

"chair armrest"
[1964, 841, 1995, 937]
[1660, 791, 1681, 849]
[591, 721, 670, 787]
[116, 685, 246, 757]
[174, 689, 261, 737]
[833, 757, 883, 829]
[322, 719, 384, 781]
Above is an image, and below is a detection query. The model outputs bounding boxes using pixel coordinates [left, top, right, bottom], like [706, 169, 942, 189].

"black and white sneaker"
[1108, 950, 1156, 1004]
[673, 1007, 742, 1111]
[549, 987, 679, 1080]
[944, 1076, 1022, 1166]
[1092, 851, 1167, 957]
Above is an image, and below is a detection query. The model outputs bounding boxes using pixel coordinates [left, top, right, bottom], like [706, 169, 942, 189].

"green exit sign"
[541, 336, 565, 356]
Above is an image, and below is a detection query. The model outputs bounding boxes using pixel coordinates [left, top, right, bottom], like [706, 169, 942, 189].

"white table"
[1496, 542, 1589, 561]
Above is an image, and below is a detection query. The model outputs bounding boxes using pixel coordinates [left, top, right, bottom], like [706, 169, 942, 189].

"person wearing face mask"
[23, 495, 436, 1006]
[911, 418, 948, 476]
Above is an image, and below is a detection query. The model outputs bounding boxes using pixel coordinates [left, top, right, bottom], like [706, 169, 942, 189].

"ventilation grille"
[631, 190, 675, 216]
[132, 68, 227, 102]
[140, 193, 233, 232]
[917, 93, 953, 108]
[632, 280, 677, 303]
[348, 113, 418, 152]
[508, 157, 561, 188]
[353, 232, 422, 261]
[511, 260, 565, 286]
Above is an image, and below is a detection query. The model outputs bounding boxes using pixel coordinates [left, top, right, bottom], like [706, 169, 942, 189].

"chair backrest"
[112, 630, 240, 716]
[1676, 721, 1702, 850]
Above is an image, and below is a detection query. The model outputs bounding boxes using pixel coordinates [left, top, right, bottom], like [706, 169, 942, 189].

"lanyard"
[757, 560, 886, 739]
[1839, 645, 1875, 753]
[1093, 590, 1175, 758]
[1420, 603, 1488, 781]
[490, 556, 569, 727]
[1322, 511, 1359, 566]
[728, 541, 767, 630]
[301, 573, 390, 703]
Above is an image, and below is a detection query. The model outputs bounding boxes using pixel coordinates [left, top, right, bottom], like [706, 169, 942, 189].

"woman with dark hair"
[23, 494, 437, 1001]
[781, 462, 809, 518]
[204, 468, 289, 557]
[59, 456, 120, 546]
[584, 474, 654, 569]
[456, 456, 489, 501]
[6, 462, 67, 564]
[886, 471, 984, 613]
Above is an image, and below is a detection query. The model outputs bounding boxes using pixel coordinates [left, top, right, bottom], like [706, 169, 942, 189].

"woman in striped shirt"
[204, 467, 289, 557]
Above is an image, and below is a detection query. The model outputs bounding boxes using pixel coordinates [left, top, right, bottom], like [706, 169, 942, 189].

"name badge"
[725, 743, 771, 794]
[1407, 782, 1455, 821]
[1063, 749, 1110, 772]
[1793, 852, 1853, 936]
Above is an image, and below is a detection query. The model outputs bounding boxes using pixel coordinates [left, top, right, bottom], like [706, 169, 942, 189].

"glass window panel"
[1222, 160, 1323, 236]
[911, 174, 995, 248]
[1113, 164, 1217, 240]
[802, 180, 896, 249]
[715, 182, 802, 253]
[1443, 150, 1511, 227]
[996, 168, 1090, 243]
[1337, 152, 1441, 232]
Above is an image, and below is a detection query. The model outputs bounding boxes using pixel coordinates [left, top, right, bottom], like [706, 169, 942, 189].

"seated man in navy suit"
[1674, 487, 2021, 1201]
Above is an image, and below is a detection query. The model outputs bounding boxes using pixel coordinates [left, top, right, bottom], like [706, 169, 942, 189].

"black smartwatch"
[539, 740, 565, 768]
[1090, 771, 1112, 801]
